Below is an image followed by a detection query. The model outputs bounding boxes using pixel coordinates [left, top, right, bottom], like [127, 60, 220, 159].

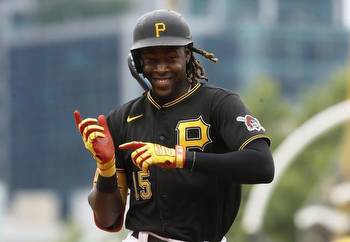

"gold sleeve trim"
[238, 134, 270, 150]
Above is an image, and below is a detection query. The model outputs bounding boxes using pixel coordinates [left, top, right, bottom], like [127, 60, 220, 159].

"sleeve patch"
[236, 115, 265, 132]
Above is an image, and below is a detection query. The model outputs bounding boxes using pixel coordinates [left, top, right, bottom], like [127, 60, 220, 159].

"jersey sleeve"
[212, 93, 270, 151]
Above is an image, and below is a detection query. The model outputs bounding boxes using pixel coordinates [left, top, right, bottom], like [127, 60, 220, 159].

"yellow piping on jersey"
[239, 134, 270, 150]
[147, 82, 201, 109]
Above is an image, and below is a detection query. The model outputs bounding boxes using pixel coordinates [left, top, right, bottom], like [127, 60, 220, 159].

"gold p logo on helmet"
[155, 22, 166, 37]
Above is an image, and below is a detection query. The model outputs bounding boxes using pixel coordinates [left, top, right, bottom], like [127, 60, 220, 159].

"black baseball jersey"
[107, 82, 269, 241]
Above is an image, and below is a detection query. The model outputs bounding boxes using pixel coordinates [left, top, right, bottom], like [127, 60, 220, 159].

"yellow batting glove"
[119, 141, 185, 171]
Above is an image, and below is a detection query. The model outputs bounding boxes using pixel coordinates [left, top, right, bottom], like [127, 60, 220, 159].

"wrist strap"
[175, 145, 185, 168]
[96, 174, 118, 193]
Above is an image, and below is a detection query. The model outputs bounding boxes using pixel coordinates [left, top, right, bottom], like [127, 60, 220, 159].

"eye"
[143, 57, 156, 65]
[167, 55, 178, 62]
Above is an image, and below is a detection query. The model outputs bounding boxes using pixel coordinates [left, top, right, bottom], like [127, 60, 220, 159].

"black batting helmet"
[130, 9, 193, 73]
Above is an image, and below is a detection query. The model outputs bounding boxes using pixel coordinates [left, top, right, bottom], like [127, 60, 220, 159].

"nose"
[155, 62, 169, 73]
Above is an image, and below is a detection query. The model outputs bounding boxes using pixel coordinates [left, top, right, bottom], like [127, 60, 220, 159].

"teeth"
[155, 79, 170, 82]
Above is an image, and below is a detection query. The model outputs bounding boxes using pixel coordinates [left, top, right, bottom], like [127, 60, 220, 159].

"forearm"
[74, 112, 126, 229]
[185, 139, 274, 184]
[88, 175, 125, 229]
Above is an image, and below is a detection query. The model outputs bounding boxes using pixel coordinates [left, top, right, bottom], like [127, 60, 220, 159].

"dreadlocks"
[187, 45, 218, 84]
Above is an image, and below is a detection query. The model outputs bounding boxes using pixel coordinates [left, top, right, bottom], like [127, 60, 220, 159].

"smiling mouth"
[152, 78, 172, 88]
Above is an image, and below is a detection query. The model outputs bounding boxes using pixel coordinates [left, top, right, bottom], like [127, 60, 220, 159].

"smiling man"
[74, 9, 274, 242]
[141, 46, 190, 103]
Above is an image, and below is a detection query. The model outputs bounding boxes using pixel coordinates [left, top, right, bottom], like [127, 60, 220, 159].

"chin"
[153, 89, 171, 98]
[151, 88, 174, 101]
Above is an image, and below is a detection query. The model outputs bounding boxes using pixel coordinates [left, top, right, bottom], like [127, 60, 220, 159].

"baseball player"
[74, 9, 274, 242]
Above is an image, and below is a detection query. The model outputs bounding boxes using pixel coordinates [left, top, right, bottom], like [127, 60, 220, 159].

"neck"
[151, 82, 192, 105]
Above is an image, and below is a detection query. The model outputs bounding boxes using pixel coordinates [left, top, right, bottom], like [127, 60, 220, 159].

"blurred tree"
[226, 69, 348, 242]
[227, 76, 297, 242]
[241, 76, 297, 150]
[264, 69, 347, 242]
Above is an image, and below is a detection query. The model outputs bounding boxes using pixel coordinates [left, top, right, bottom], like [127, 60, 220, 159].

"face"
[140, 46, 191, 103]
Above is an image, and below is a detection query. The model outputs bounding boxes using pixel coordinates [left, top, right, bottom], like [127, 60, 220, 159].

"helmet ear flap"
[131, 51, 143, 73]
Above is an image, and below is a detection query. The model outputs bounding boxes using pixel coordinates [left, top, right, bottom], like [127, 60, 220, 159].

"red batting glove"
[74, 110, 116, 177]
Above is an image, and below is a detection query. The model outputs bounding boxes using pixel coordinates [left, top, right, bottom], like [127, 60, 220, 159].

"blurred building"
[183, 0, 350, 95]
[0, 0, 349, 220]
[0, 0, 128, 219]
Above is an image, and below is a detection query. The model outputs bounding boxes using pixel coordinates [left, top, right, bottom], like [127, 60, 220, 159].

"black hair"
[186, 44, 218, 84]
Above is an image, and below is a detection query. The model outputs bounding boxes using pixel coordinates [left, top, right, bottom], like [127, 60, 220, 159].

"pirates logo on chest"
[175, 116, 212, 151]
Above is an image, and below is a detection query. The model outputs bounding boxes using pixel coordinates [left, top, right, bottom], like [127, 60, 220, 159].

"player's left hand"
[119, 141, 185, 171]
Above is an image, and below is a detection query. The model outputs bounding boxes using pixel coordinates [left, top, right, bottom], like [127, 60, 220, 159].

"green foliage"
[226, 70, 348, 242]
[298, 69, 348, 122]
[264, 132, 340, 242]
[241, 76, 298, 150]
[56, 221, 82, 242]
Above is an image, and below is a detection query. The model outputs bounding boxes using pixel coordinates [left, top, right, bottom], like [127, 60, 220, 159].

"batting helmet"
[130, 9, 193, 73]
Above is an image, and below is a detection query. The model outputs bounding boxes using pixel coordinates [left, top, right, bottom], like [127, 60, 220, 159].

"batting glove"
[74, 110, 116, 177]
[119, 141, 185, 171]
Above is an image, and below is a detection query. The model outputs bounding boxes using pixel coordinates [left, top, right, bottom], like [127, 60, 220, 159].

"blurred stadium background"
[0, 0, 350, 241]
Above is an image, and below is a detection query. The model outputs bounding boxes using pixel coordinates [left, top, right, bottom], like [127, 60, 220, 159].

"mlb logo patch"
[236, 115, 265, 132]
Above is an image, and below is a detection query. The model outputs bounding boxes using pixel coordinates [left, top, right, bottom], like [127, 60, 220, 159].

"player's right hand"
[119, 141, 185, 171]
[74, 110, 116, 177]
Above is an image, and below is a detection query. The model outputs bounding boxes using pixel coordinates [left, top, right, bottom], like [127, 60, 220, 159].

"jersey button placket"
[157, 109, 167, 145]
[159, 135, 166, 141]
[155, 108, 170, 232]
